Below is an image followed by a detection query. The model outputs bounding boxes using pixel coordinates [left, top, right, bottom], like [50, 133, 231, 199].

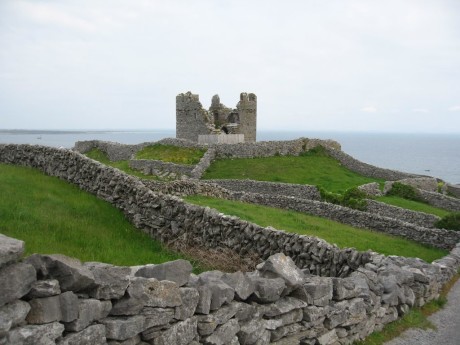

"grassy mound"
[202, 147, 384, 193]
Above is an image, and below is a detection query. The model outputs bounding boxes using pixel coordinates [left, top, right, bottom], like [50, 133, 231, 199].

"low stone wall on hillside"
[204, 179, 321, 201]
[190, 148, 216, 179]
[129, 160, 194, 177]
[137, 179, 454, 250]
[324, 148, 421, 181]
[2, 145, 460, 344]
[418, 190, 460, 213]
[364, 200, 440, 228]
[447, 184, 460, 198]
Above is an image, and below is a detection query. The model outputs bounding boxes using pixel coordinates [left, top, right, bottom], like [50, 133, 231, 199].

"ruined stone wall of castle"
[236, 93, 257, 143]
[176, 92, 212, 142]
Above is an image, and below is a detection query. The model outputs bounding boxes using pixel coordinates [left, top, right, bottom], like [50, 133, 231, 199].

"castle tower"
[237, 92, 257, 142]
[176, 92, 212, 142]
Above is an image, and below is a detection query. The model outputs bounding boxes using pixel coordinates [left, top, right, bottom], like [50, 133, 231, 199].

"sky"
[1, 0, 460, 133]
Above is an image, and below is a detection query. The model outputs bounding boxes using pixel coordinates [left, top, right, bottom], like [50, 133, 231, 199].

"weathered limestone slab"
[0, 262, 36, 306]
[26, 291, 78, 324]
[8, 322, 64, 345]
[203, 318, 240, 345]
[135, 259, 192, 287]
[101, 315, 146, 341]
[84, 262, 131, 300]
[64, 299, 112, 332]
[25, 254, 94, 292]
[175, 287, 199, 320]
[198, 275, 235, 311]
[25, 279, 61, 299]
[141, 307, 174, 329]
[151, 317, 198, 345]
[0, 300, 31, 332]
[291, 276, 333, 306]
[256, 253, 305, 292]
[221, 271, 255, 300]
[250, 276, 286, 303]
[0, 234, 24, 268]
[57, 324, 106, 345]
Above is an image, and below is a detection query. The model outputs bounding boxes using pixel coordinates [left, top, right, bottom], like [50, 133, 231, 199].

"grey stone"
[85, 262, 131, 299]
[222, 271, 256, 300]
[291, 276, 332, 306]
[25, 279, 61, 299]
[8, 322, 64, 345]
[250, 277, 286, 303]
[152, 317, 198, 345]
[203, 318, 240, 345]
[141, 307, 174, 328]
[0, 234, 24, 268]
[0, 262, 36, 306]
[302, 306, 328, 322]
[256, 253, 305, 292]
[175, 287, 199, 320]
[59, 291, 79, 322]
[101, 315, 146, 341]
[264, 297, 308, 317]
[316, 329, 338, 345]
[135, 259, 192, 287]
[270, 323, 303, 342]
[64, 299, 112, 332]
[197, 301, 243, 335]
[238, 319, 267, 345]
[57, 324, 106, 345]
[26, 295, 62, 324]
[25, 254, 94, 292]
[197, 277, 234, 311]
[332, 277, 369, 301]
[0, 300, 30, 332]
[107, 335, 141, 345]
[196, 285, 212, 314]
[111, 277, 181, 315]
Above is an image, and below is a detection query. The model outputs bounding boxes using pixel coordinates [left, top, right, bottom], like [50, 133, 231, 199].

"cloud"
[448, 105, 460, 112]
[361, 106, 377, 113]
[411, 108, 430, 113]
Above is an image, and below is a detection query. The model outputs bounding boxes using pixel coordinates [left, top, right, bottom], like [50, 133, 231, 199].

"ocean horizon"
[1, 129, 459, 185]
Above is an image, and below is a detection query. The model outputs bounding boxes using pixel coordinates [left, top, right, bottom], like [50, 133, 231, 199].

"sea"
[0, 129, 459, 185]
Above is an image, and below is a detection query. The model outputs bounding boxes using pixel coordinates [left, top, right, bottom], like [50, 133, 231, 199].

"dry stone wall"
[204, 180, 321, 201]
[129, 160, 194, 177]
[2, 145, 460, 344]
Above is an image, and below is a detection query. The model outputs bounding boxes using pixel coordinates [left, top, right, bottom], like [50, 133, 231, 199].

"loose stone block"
[142, 307, 174, 329]
[57, 324, 106, 345]
[135, 259, 192, 287]
[59, 291, 79, 322]
[0, 234, 24, 268]
[0, 262, 36, 307]
[316, 329, 339, 345]
[101, 315, 146, 341]
[26, 295, 62, 324]
[221, 271, 256, 300]
[292, 276, 332, 306]
[195, 285, 212, 315]
[237, 319, 267, 345]
[25, 254, 94, 292]
[8, 322, 64, 345]
[256, 253, 305, 292]
[250, 276, 286, 303]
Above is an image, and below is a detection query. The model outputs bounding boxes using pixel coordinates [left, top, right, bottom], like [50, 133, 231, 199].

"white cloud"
[361, 106, 377, 113]
[411, 108, 430, 113]
[448, 105, 460, 112]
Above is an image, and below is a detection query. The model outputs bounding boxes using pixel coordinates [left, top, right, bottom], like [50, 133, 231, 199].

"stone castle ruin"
[176, 91, 257, 144]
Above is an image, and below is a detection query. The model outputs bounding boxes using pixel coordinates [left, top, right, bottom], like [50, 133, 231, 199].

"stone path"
[384, 278, 460, 345]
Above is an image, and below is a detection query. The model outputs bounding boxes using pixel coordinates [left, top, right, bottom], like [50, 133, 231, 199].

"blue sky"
[1, 0, 459, 132]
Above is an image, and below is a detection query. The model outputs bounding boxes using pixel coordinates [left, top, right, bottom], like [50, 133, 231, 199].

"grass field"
[377, 195, 450, 218]
[185, 195, 447, 263]
[202, 148, 383, 193]
[0, 163, 187, 266]
[85, 148, 160, 180]
[135, 144, 206, 165]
